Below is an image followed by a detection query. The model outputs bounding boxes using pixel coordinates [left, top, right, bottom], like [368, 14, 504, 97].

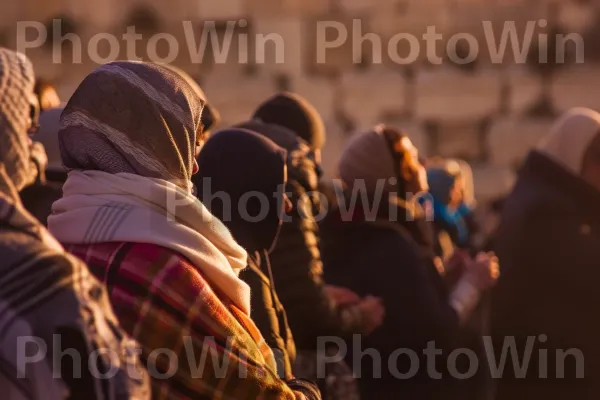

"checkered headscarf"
[0, 48, 37, 192]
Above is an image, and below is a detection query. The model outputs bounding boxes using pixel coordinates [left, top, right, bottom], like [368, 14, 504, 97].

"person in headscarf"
[0, 48, 150, 399]
[48, 61, 320, 400]
[20, 107, 65, 225]
[320, 125, 499, 400]
[162, 64, 220, 139]
[492, 108, 600, 400]
[195, 127, 298, 382]
[427, 164, 474, 258]
[235, 118, 379, 400]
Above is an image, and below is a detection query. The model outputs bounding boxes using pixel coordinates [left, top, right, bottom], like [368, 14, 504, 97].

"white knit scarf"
[48, 170, 251, 314]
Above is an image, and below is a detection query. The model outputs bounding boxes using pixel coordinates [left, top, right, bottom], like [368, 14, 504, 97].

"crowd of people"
[0, 46, 598, 400]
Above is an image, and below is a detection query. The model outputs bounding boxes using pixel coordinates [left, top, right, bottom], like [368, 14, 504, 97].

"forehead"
[400, 137, 417, 156]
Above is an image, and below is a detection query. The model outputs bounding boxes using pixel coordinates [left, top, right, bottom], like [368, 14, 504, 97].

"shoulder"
[500, 180, 574, 235]
[342, 221, 420, 261]
[70, 242, 213, 295]
[116, 243, 208, 286]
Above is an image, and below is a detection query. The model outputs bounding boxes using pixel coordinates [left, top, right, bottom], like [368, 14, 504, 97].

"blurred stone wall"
[2, 0, 600, 201]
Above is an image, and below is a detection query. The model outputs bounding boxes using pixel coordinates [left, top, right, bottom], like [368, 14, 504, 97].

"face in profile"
[396, 136, 429, 194]
[448, 177, 465, 209]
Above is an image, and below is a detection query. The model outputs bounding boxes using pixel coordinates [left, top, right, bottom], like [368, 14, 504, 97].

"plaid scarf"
[0, 186, 151, 399]
[67, 241, 316, 400]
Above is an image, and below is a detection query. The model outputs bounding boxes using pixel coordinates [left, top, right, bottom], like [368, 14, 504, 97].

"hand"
[325, 285, 361, 306]
[357, 296, 385, 335]
[465, 252, 500, 291]
[445, 249, 471, 275]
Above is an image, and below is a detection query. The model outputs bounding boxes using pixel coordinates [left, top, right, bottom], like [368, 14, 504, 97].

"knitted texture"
[0, 48, 37, 191]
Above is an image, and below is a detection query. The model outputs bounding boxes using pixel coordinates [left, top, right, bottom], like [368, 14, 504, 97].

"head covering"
[253, 92, 326, 149]
[338, 126, 398, 197]
[0, 48, 38, 192]
[196, 128, 287, 252]
[536, 107, 600, 176]
[427, 167, 458, 205]
[161, 65, 220, 134]
[58, 61, 205, 191]
[338, 126, 435, 251]
[236, 120, 304, 152]
[236, 119, 322, 193]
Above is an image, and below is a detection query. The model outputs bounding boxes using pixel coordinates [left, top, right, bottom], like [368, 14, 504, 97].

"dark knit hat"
[253, 92, 325, 149]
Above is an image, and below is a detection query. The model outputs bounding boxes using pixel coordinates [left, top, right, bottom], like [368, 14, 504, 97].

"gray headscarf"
[0, 48, 38, 194]
[58, 61, 205, 190]
[537, 107, 600, 176]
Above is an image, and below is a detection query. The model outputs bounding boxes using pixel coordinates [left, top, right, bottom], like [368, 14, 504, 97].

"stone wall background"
[2, 0, 600, 202]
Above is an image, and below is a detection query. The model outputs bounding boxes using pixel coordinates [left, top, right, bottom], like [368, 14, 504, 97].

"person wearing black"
[194, 128, 298, 382]
[320, 125, 499, 399]
[244, 94, 385, 399]
[492, 108, 600, 400]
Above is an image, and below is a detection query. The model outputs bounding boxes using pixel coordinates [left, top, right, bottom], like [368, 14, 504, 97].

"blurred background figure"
[320, 125, 499, 400]
[427, 160, 479, 259]
[240, 93, 384, 400]
[34, 78, 62, 111]
[492, 107, 600, 400]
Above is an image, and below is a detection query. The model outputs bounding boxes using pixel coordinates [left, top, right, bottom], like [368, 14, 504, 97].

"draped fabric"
[0, 184, 151, 399]
[0, 48, 39, 191]
[58, 61, 205, 192]
[48, 170, 251, 314]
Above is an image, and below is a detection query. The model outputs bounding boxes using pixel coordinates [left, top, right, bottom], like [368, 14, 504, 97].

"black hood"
[236, 120, 320, 192]
[194, 128, 287, 252]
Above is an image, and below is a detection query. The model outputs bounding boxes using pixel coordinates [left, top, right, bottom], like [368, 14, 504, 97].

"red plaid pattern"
[67, 241, 310, 400]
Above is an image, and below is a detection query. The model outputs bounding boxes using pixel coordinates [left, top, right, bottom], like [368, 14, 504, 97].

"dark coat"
[237, 120, 366, 350]
[194, 128, 300, 381]
[492, 150, 600, 400]
[320, 201, 484, 400]
[240, 250, 296, 379]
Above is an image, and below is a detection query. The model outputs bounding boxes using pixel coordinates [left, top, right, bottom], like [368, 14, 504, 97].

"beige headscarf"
[0, 48, 38, 193]
[536, 107, 600, 176]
